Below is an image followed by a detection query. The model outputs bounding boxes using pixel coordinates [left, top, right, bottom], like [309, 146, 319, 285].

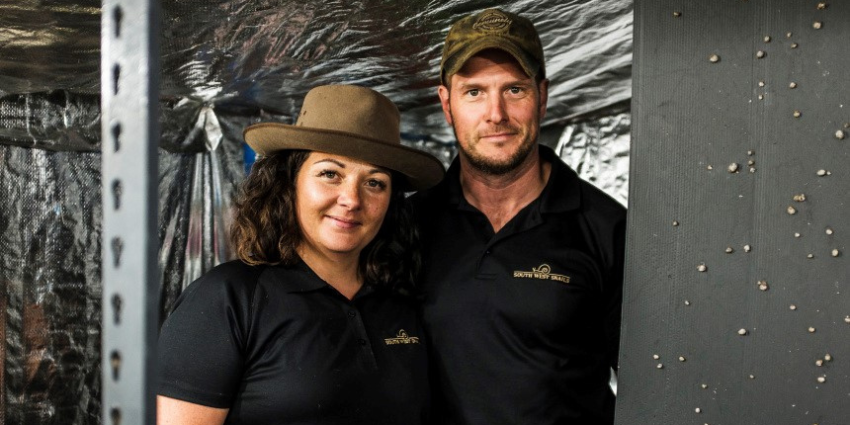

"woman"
[156, 85, 444, 425]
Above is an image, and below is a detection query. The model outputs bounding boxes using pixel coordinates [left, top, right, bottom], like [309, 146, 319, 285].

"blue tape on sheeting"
[243, 143, 256, 175]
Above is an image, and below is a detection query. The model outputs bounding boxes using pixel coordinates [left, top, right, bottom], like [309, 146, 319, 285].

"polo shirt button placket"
[474, 246, 498, 280]
[347, 310, 357, 318]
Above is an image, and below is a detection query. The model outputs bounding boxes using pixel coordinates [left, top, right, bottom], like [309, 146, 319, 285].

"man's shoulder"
[545, 156, 626, 228]
[576, 178, 626, 219]
[409, 179, 450, 212]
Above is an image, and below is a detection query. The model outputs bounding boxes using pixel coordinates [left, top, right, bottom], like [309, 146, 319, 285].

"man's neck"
[459, 147, 551, 233]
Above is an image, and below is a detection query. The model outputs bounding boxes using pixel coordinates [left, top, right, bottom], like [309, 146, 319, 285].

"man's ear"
[438, 84, 453, 126]
[537, 78, 549, 120]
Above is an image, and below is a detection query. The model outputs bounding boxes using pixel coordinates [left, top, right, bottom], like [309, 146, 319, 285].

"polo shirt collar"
[537, 145, 581, 213]
[270, 259, 377, 298]
[443, 158, 468, 210]
[442, 145, 582, 213]
[267, 260, 327, 293]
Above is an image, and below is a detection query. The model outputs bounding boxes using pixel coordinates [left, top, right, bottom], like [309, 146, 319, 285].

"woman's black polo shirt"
[158, 260, 430, 425]
[413, 146, 626, 425]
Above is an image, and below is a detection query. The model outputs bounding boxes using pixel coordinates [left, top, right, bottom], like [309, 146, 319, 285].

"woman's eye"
[318, 170, 338, 179]
[365, 179, 387, 190]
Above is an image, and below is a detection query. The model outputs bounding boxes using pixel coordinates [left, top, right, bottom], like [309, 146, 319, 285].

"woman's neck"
[297, 247, 363, 300]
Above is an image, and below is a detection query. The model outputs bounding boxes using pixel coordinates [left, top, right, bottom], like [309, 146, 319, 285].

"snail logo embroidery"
[513, 264, 570, 284]
[473, 10, 512, 33]
[384, 329, 420, 345]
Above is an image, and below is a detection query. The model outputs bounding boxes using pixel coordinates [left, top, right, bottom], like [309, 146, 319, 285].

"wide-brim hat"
[244, 85, 444, 191]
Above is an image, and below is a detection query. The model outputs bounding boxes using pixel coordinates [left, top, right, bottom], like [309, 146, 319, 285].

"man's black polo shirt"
[158, 260, 430, 425]
[413, 145, 626, 425]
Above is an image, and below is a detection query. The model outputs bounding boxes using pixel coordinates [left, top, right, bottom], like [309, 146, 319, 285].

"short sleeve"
[157, 261, 260, 407]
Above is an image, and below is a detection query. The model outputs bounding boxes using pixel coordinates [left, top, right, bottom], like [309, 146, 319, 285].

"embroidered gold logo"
[473, 10, 512, 33]
[384, 329, 420, 345]
[513, 264, 570, 284]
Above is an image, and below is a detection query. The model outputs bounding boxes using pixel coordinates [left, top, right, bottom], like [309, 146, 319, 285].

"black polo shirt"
[413, 145, 626, 425]
[158, 260, 430, 425]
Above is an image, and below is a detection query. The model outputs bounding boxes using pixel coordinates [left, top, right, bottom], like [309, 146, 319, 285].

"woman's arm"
[157, 395, 229, 425]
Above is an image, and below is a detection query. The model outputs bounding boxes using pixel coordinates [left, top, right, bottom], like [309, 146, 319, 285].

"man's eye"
[467, 89, 480, 97]
[509, 86, 522, 94]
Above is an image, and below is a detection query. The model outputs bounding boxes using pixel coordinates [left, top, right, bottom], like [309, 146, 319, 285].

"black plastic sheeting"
[0, 1, 633, 423]
[555, 108, 631, 205]
[1, 134, 244, 425]
[0, 0, 632, 145]
[1, 148, 102, 424]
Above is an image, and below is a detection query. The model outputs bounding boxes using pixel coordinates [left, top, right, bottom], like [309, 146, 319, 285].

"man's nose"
[486, 94, 508, 124]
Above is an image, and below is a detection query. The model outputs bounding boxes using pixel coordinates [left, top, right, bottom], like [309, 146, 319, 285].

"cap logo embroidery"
[513, 264, 570, 284]
[384, 329, 420, 345]
[473, 10, 512, 33]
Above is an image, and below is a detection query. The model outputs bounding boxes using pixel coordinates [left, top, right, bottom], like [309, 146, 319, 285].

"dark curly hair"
[230, 150, 421, 292]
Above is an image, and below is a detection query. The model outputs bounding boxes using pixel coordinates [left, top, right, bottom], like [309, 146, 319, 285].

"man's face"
[438, 49, 548, 175]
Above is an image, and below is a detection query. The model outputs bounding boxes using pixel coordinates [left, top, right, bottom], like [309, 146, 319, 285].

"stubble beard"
[449, 108, 539, 176]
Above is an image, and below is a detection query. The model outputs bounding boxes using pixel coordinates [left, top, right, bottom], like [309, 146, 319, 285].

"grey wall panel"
[618, 1, 849, 424]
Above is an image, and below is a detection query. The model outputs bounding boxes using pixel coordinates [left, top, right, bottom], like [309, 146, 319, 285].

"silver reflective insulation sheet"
[0, 1, 632, 423]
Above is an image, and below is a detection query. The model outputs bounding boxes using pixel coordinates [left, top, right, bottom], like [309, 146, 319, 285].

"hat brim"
[442, 37, 539, 86]
[244, 122, 445, 191]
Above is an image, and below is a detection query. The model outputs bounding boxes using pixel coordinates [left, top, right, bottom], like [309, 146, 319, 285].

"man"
[413, 8, 626, 425]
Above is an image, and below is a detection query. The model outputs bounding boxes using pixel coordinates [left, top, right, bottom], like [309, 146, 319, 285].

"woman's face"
[295, 151, 392, 260]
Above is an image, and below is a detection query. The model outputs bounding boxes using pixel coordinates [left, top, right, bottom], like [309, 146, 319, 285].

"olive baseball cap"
[440, 8, 545, 86]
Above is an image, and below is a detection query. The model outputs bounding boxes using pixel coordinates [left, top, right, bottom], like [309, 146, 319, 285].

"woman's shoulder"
[187, 260, 312, 299]
[204, 259, 265, 279]
[178, 260, 271, 305]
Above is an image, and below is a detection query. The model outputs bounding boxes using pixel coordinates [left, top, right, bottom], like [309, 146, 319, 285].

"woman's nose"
[337, 181, 362, 209]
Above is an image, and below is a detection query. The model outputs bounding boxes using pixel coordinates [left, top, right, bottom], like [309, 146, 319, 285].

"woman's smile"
[325, 214, 362, 229]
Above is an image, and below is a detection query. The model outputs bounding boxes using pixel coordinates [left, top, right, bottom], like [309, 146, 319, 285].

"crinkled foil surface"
[0, 1, 632, 423]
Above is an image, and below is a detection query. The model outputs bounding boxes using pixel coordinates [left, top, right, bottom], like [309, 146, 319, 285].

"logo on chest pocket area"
[513, 263, 571, 284]
[384, 329, 421, 345]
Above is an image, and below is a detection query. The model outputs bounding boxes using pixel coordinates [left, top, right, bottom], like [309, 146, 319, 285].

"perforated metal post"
[101, 0, 160, 424]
